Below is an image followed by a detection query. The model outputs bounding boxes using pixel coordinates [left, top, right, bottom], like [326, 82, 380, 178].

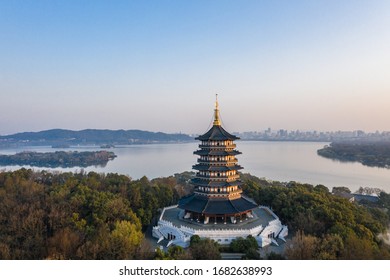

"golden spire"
[213, 94, 221, 126]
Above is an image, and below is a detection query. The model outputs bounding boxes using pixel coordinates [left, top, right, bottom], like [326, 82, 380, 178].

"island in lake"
[317, 141, 390, 168]
[0, 150, 116, 168]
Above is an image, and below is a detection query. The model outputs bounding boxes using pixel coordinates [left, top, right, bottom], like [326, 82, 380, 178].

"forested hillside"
[0, 169, 389, 259]
[0, 169, 190, 259]
[318, 141, 390, 168]
[241, 174, 390, 259]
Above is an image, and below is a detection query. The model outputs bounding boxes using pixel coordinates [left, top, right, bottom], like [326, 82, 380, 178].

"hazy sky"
[1, 0, 389, 135]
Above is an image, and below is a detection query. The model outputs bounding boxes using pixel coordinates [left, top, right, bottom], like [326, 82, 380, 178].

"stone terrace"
[161, 206, 276, 231]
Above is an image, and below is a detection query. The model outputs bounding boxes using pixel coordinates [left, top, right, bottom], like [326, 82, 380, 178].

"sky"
[0, 0, 389, 135]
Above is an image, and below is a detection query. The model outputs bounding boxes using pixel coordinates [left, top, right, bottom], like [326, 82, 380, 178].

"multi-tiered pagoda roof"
[178, 96, 257, 223]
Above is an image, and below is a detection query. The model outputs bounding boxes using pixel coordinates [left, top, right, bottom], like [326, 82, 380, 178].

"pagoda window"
[217, 173, 220, 177]
[218, 188, 221, 193]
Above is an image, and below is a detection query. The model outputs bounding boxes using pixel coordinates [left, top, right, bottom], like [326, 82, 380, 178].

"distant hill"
[0, 129, 193, 147]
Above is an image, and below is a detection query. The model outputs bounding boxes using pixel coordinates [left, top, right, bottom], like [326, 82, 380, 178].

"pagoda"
[178, 95, 257, 224]
[152, 96, 288, 248]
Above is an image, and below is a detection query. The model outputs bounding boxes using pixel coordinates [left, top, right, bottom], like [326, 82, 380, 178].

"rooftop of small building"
[352, 193, 380, 202]
[160, 205, 276, 231]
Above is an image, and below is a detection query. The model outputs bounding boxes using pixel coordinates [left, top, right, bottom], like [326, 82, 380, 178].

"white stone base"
[152, 205, 288, 248]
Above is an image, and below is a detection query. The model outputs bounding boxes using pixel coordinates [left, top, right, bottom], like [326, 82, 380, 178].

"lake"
[1, 141, 389, 193]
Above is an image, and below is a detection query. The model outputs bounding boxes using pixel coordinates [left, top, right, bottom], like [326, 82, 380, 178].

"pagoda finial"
[213, 94, 221, 126]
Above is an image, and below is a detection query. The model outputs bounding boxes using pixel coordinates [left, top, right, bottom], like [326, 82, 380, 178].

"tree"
[341, 232, 378, 260]
[190, 235, 201, 246]
[285, 230, 318, 260]
[167, 245, 192, 260]
[266, 252, 285, 260]
[107, 220, 143, 259]
[332, 187, 351, 194]
[190, 238, 221, 260]
[242, 248, 260, 260]
[230, 235, 258, 255]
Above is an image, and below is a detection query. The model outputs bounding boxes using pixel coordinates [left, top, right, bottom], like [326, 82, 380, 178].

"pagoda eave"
[178, 194, 257, 215]
[194, 150, 242, 156]
[192, 164, 243, 171]
[191, 178, 243, 187]
[195, 125, 240, 141]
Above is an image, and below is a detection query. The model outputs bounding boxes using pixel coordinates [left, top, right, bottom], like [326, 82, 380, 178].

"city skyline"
[1, 0, 389, 135]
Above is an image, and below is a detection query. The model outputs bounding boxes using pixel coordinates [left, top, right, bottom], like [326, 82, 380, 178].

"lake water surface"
[1, 141, 390, 193]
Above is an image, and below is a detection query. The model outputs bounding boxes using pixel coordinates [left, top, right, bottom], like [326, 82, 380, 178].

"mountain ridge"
[0, 128, 193, 146]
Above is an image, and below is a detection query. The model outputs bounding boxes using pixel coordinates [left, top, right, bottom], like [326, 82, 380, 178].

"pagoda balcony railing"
[195, 174, 240, 181]
[194, 190, 231, 195]
[195, 188, 242, 194]
[197, 159, 238, 164]
[198, 144, 236, 149]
